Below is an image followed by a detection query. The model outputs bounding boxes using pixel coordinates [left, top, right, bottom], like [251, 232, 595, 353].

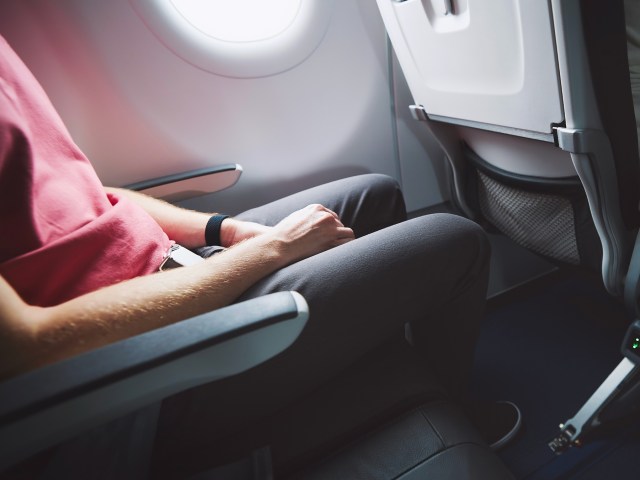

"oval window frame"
[129, 0, 335, 78]
[168, 0, 303, 43]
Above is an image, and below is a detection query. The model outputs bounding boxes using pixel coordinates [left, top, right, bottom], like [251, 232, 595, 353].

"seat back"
[377, 0, 640, 300]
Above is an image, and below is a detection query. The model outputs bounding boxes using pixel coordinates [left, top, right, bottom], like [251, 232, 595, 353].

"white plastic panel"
[377, 0, 564, 135]
[458, 127, 577, 178]
[135, 166, 243, 201]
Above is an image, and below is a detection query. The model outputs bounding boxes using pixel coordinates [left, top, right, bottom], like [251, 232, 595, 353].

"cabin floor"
[472, 268, 640, 479]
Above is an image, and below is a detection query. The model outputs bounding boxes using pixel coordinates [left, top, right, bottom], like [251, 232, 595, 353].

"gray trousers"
[153, 174, 491, 474]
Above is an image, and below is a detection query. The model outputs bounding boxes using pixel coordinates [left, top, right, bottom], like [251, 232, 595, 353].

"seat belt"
[549, 320, 640, 453]
[550, 230, 640, 454]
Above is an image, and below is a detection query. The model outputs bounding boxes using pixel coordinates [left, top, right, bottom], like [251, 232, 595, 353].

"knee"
[433, 213, 491, 270]
[357, 173, 406, 220]
[448, 213, 489, 248]
[410, 213, 491, 269]
[363, 174, 403, 201]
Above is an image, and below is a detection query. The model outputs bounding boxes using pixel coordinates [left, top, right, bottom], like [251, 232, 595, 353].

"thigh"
[236, 174, 407, 237]
[238, 213, 490, 391]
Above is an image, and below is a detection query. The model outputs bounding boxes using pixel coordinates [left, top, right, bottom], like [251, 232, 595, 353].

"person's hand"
[220, 219, 271, 247]
[268, 204, 355, 264]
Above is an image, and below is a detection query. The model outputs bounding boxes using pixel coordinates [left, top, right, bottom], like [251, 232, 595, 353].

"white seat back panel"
[378, 0, 564, 135]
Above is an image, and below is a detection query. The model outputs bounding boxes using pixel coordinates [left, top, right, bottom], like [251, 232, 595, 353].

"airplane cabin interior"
[1, 0, 640, 479]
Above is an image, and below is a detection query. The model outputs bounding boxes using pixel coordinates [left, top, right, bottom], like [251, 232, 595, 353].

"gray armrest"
[124, 163, 242, 201]
[0, 291, 308, 471]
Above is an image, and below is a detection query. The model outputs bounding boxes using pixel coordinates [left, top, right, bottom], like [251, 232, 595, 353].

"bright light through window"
[132, 0, 333, 77]
[169, 0, 302, 42]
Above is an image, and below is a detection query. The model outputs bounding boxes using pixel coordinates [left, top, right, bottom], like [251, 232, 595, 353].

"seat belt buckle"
[549, 320, 640, 454]
[159, 244, 205, 271]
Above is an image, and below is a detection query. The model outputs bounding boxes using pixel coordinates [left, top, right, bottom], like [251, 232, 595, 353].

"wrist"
[219, 217, 244, 247]
[256, 232, 290, 268]
[219, 219, 273, 247]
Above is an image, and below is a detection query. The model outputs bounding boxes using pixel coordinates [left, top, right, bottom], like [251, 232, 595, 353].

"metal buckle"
[159, 244, 181, 272]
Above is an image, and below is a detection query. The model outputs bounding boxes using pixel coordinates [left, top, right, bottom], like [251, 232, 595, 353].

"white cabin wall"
[0, 0, 446, 215]
[391, 53, 450, 211]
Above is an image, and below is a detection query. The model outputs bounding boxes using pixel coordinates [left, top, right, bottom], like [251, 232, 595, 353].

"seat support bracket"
[554, 127, 631, 298]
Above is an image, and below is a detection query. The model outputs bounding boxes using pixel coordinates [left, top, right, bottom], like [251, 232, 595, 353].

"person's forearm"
[1, 233, 287, 379]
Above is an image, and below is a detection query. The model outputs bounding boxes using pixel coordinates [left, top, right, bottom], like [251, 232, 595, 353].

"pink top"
[0, 36, 172, 307]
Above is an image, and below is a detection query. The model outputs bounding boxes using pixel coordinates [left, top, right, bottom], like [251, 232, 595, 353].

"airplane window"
[130, 0, 334, 78]
[169, 0, 302, 43]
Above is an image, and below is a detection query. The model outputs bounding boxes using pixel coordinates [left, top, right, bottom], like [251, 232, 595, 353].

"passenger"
[0, 35, 518, 475]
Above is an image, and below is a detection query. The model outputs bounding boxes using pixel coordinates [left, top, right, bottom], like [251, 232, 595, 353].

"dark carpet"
[471, 269, 640, 479]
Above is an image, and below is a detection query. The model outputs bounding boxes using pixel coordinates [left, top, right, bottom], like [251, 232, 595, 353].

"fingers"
[305, 204, 341, 223]
[305, 205, 352, 245]
[272, 204, 353, 260]
[322, 206, 341, 222]
[336, 226, 354, 240]
[333, 227, 355, 246]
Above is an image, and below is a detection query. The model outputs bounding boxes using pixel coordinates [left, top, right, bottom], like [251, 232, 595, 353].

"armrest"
[0, 291, 308, 471]
[124, 163, 242, 201]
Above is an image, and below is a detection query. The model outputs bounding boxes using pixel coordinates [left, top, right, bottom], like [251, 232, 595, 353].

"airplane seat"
[0, 330, 516, 480]
[147, 337, 515, 479]
[0, 291, 310, 478]
[220, 339, 515, 480]
[278, 342, 515, 480]
[376, 0, 640, 302]
[378, 0, 640, 455]
[292, 402, 514, 480]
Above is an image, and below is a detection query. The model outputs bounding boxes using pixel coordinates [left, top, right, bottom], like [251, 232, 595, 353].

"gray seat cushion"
[295, 401, 515, 480]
